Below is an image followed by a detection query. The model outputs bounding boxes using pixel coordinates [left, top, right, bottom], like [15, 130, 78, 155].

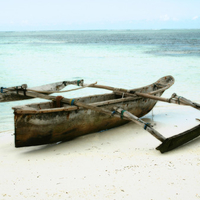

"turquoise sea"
[0, 30, 200, 132]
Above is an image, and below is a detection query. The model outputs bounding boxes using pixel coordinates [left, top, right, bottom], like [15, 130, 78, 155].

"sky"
[0, 0, 200, 31]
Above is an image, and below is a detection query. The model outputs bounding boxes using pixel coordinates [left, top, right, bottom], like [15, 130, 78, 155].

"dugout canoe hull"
[13, 76, 174, 147]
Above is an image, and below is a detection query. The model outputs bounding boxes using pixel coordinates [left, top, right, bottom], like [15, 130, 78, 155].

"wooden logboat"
[13, 76, 174, 147]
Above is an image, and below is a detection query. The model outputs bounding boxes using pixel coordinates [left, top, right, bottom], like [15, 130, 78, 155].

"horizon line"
[1, 28, 200, 32]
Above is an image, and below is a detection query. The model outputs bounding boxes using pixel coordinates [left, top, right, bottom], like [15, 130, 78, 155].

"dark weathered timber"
[156, 124, 200, 153]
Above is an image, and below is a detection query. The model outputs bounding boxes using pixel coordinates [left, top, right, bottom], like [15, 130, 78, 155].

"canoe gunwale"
[12, 75, 175, 114]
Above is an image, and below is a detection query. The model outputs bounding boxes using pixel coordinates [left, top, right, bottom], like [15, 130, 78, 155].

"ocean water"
[0, 29, 200, 132]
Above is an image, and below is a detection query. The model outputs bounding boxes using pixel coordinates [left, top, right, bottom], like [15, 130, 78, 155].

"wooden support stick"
[13, 89, 113, 116]
[27, 82, 97, 94]
[88, 84, 200, 110]
[114, 107, 166, 142]
[134, 92, 200, 110]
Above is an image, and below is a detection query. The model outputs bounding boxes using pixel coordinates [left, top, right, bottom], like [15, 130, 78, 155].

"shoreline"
[0, 103, 200, 199]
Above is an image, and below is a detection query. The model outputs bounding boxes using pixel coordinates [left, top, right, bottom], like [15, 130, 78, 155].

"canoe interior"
[14, 93, 128, 111]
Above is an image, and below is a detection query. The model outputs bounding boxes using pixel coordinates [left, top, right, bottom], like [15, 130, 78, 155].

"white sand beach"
[0, 103, 200, 200]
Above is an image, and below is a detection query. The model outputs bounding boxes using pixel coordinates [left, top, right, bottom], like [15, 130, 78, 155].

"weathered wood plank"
[156, 124, 200, 153]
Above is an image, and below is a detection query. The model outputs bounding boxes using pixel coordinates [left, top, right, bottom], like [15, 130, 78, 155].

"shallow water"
[0, 30, 200, 131]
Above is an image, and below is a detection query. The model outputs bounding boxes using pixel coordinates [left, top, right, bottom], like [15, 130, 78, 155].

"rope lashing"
[177, 96, 183, 105]
[112, 111, 116, 115]
[62, 80, 84, 87]
[14, 86, 27, 96]
[144, 123, 151, 130]
[0, 87, 6, 93]
[69, 99, 75, 105]
[22, 88, 27, 96]
[169, 93, 176, 103]
[55, 96, 64, 107]
[77, 80, 81, 86]
[121, 110, 126, 119]
[16, 86, 19, 95]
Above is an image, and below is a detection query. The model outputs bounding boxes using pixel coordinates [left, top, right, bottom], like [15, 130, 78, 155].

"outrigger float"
[1, 76, 200, 153]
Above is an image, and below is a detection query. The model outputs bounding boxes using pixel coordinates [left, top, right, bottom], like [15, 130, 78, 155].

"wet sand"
[0, 103, 200, 199]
